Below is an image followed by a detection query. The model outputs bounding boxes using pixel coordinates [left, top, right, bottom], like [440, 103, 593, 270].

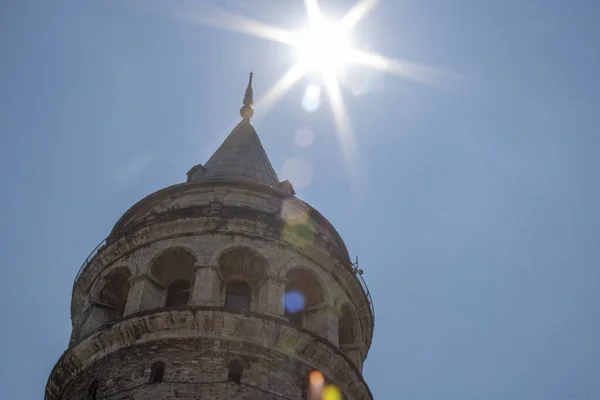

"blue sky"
[1, 0, 599, 399]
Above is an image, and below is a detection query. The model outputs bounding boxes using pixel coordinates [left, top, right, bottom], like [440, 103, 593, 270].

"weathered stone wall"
[63, 339, 309, 400]
[107, 182, 351, 270]
[48, 309, 372, 400]
[52, 181, 374, 400]
[72, 204, 373, 360]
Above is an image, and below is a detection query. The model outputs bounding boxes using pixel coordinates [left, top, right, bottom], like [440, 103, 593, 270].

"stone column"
[123, 274, 164, 315]
[304, 304, 339, 345]
[191, 263, 221, 306]
[257, 274, 287, 317]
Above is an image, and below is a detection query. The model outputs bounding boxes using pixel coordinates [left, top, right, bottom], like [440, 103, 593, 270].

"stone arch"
[143, 242, 202, 275]
[98, 267, 132, 317]
[284, 267, 325, 327]
[208, 240, 275, 272]
[150, 247, 196, 286]
[217, 246, 269, 311]
[80, 266, 133, 338]
[149, 247, 197, 307]
[89, 263, 134, 303]
[285, 267, 326, 305]
[218, 246, 269, 286]
[279, 262, 333, 303]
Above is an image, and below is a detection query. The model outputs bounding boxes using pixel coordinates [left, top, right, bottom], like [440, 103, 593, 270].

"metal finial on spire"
[240, 71, 254, 120]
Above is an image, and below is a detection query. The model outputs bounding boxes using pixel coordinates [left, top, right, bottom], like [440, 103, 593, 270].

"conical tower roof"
[187, 72, 279, 188]
[201, 119, 279, 186]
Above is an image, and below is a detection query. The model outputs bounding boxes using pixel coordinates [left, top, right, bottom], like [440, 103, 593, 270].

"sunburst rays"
[164, 0, 448, 185]
[256, 64, 307, 117]
[169, 0, 443, 106]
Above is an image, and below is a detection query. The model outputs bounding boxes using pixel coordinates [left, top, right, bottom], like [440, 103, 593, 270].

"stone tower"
[46, 74, 375, 400]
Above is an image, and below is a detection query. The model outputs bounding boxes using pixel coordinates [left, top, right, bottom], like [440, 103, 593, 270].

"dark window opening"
[165, 279, 191, 307]
[228, 360, 243, 384]
[286, 310, 303, 327]
[225, 280, 251, 311]
[228, 370, 241, 384]
[99, 268, 131, 318]
[339, 304, 357, 345]
[284, 292, 303, 327]
[150, 361, 165, 384]
[339, 323, 355, 345]
[88, 380, 98, 400]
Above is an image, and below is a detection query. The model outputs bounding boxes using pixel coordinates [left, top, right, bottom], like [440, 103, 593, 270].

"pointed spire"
[188, 73, 279, 187]
[240, 71, 254, 120]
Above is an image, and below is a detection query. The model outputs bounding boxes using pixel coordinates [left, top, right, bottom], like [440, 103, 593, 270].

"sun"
[294, 21, 352, 73]
[179, 0, 443, 179]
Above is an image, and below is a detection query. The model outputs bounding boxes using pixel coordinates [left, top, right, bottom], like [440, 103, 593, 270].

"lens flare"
[309, 370, 325, 387]
[280, 198, 309, 223]
[323, 384, 342, 400]
[280, 198, 317, 249]
[166, 0, 455, 191]
[284, 290, 306, 314]
[295, 127, 315, 148]
[281, 157, 314, 189]
[302, 83, 322, 112]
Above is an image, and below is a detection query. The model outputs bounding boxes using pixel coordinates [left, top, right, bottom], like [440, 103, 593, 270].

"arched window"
[225, 280, 251, 311]
[227, 360, 243, 384]
[165, 279, 191, 307]
[339, 304, 356, 345]
[219, 248, 268, 288]
[150, 248, 196, 309]
[285, 299, 303, 327]
[87, 380, 98, 400]
[284, 268, 324, 328]
[99, 267, 131, 318]
[150, 361, 165, 384]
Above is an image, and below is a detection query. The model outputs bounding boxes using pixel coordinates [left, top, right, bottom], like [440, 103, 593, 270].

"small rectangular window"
[150, 362, 165, 384]
[228, 371, 241, 384]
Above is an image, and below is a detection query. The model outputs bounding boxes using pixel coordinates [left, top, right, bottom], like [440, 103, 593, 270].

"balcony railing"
[73, 238, 107, 291]
[351, 257, 375, 319]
